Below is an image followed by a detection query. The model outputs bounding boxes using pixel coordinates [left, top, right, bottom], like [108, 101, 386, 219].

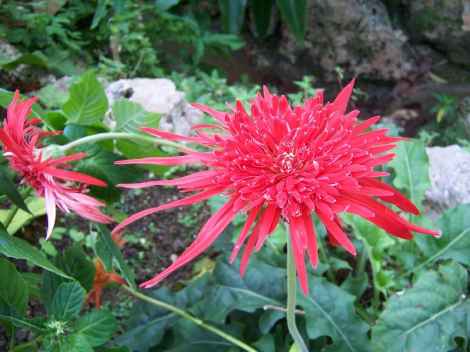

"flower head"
[114, 80, 438, 293]
[0, 92, 112, 238]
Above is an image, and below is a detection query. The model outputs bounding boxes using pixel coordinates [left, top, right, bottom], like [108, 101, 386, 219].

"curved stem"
[122, 285, 257, 352]
[286, 234, 309, 352]
[59, 132, 189, 153]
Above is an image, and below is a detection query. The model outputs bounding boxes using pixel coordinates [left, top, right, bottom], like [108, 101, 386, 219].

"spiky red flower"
[114, 81, 438, 293]
[0, 92, 112, 238]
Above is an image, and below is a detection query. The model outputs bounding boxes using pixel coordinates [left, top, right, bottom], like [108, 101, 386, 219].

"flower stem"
[59, 132, 189, 153]
[122, 285, 257, 352]
[286, 235, 309, 352]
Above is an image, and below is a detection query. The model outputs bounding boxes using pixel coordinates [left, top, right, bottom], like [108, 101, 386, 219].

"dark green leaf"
[0, 52, 48, 70]
[0, 314, 45, 332]
[74, 310, 117, 347]
[218, 0, 247, 34]
[56, 246, 96, 291]
[91, 0, 108, 29]
[415, 204, 470, 268]
[49, 282, 85, 321]
[155, 0, 181, 11]
[63, 71, 108, 126]
[58, 334, 94, 352]
[297, 275, 371, 352]
[372, 262, 469, 352]
[0, 226, 71, 279]
[251, 0, 274, 37]
[95, 224, 135, 287]
[388, 140, 430, 209]
[112, 99, 159, 133]
[0, 258, 28, 315]
[276, 0, 307, 42]
[0, 168, 29, 213]
[254, 334, 276, 352]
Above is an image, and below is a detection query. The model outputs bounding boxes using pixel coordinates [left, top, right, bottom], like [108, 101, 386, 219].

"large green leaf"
[74, 310, 117, 347]
[49, 282, 85, 321]
[372, 262, 469, 352]
[0, 225, 71, 279]
[0, 258, 29, 314]
[388, 140, 430, 209]
[112, 99, 159, 133]
[415, 204, 470, 270]
[297, 275, 371, 352]
[202, 258, 285, 323]
[276, 0, 307, 42]
[63, 71, 108, 126]
[95, 224, 135, 287]
[0, 52, 48, 70]
[251, 0, 274, 37]
[0, 168, 29, 213]
[218, 0, 247, 34]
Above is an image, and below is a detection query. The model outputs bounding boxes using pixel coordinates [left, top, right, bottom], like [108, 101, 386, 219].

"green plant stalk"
[122, 285, 257, 352]
[286, 234, 309, 352]
[59, 132, 190, 153]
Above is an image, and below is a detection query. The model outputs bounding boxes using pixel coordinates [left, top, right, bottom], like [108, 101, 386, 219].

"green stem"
[122, 285, 257, 352]
[59, 132, 189, 153]
[286, 235, 309, 352]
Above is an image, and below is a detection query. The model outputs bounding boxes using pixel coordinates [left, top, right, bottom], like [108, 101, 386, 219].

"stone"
[278, 0, 416, 81]
[105, 78, 203, 136]
[405, 0, 470, 66]
[426, 145, 470, 209]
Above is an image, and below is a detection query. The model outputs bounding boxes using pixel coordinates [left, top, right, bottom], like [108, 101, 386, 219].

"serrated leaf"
[58, 333, 94, 352]
[388, 140, 430, 209]
[0, 258, 28, 314]
[218, 0, 247, 34]
[251, 0, 274, 37]
[49, 282, 85, 321]
[0, 168, 29, 213]
[372, 262, 469, 352]
[63, 71, 108, 126]
[276, 0, 307, 42]
[0, 196, 46, 235]
[112, 99, 159, 133]
[95, 224, 135, 287]
[0, 225, 71, 279]
[415, 204, 470, 270]
[74, 310, 117, 347]
[297, 276, 371, 352]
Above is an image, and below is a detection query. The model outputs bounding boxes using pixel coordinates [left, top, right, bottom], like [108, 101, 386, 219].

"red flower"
[0, 92, 112, 238]
[114, 81, 438, 294]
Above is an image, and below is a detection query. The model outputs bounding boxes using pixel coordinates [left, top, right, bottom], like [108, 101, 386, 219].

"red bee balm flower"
[114, 80, 438, 293]
[0, 92, 112, 238]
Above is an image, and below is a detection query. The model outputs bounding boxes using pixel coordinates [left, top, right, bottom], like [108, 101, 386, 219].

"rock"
[426, 145, 470, 209]
[105, 78, 202, 136]
[405, 0, 470, 66]
[278, 0, 416, 82]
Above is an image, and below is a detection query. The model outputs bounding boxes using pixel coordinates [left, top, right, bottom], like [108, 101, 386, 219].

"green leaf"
[388, 140, 430, 209]
[415, 204, 470, 269]
[56, 246, 96, 291]
[95, 224, 135, 287]
[0, 314, 45, 332]
[0, 258, 28, 314]
[0, 168, 29, 213]
[91, 0, 108, 29]
[155, 0, 181, 11]
[0, 89, 45, 119]
[218, 0, 247, 34]
[49, 282, 85, 321]
[112, 99, 159, 133]
[276, 0, 307, 42]
[372, 262, 469, 352]
[0, 197, 46, 235]
[202, 258, 285, 323]
[74, 310, 117, 347]
[0, 225, 71, 279]
[297, 276, 371, 352]
[63, 71, 108, 126]
[251, 0, 274, 37]
[58, 334, 94, 352]
[0, 52, 48, 70]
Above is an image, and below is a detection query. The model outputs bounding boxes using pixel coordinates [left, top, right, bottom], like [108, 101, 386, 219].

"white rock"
[426, 145, 470, 209]
[106, 78, 202, 136]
